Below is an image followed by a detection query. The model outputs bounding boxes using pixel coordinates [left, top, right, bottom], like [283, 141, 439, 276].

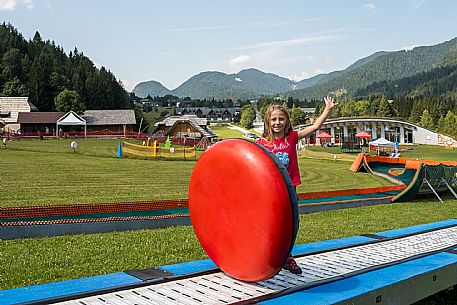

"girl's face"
[269, 109, 287, 137]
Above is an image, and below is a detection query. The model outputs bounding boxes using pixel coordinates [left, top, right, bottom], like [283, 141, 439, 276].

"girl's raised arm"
[297, 95, 337, 139]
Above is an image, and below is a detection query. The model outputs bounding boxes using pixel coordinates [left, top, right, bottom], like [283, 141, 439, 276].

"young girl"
[256, 95, 337, 274]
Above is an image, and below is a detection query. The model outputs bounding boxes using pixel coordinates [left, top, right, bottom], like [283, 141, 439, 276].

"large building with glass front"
[300, 117, 452, 146]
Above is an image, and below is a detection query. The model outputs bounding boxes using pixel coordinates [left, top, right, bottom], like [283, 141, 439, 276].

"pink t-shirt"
[257, 130, 301, 186]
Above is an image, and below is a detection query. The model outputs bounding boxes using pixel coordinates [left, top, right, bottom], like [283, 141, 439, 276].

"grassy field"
[0, 138, 194, 207]
[1, 135, 457, 304]
[0, 138, 394, 207]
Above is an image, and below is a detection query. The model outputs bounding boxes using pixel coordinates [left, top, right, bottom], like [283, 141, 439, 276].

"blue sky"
[1, 0, 457, 91]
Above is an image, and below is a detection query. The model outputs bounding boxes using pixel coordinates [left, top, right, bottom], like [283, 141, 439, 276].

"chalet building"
[164, 99, 194, 107]
[83, 110, 136, 133]
[0, 97, 37, 132]
[139, 98, 159, 106]
[176, 107, 238, 122]
[15, 109, 136, 137]
[1, 96, 136, 137]
[17, 112, 65, 134]
[152, 115, 217, 139]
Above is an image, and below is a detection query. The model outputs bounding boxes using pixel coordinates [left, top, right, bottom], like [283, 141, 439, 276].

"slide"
[351, 154, 457, 202]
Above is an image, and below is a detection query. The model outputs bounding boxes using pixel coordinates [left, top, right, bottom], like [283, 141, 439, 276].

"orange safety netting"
[0, 199, 189, 220]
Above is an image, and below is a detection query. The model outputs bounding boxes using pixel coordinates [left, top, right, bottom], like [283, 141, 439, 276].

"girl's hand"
[324, 95, 338, 110]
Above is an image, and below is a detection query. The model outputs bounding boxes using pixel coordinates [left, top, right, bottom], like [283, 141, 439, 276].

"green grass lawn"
[0, 139, 391, 207]
[0, 139, 194, 207]
[208, 123, 246, 139]
[1, 134, 457, 305]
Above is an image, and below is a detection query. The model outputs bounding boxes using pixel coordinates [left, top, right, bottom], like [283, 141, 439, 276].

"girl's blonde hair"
[262, 104, 292, 142]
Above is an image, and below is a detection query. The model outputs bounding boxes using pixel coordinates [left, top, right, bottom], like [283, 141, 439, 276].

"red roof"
[17, 112, 65, 124]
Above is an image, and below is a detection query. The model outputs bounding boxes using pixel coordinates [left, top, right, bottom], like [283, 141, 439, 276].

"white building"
[298, 117, 455, 146]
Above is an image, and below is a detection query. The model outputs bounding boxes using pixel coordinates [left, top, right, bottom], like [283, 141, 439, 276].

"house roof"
[0, 97, 37, 123]
[154, 115, 209, 127]
[176, 107, 238, 116]
[154, 115, 217, 138]
[17, 112, 66, 124]
[83, 109, 136, 125]
[16, 109, 136, 126]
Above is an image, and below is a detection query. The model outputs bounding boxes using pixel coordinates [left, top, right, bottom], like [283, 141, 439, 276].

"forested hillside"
[355, 64, 457, 100]
[0, 23, 131, 112]
[285, 37, 457, 100]
[132, 80, 171, 98]
[295, 51, 390, 90]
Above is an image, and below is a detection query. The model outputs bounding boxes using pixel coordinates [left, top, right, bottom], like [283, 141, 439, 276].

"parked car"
[244, 133, 260, 140]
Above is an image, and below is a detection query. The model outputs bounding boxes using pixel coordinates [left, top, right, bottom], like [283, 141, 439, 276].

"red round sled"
[189, 139, 298, 282]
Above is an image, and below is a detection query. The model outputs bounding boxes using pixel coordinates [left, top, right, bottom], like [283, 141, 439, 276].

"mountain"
[284, 38, 457, 100]
[132, 80, 171, 98]
[355, 63, 457, 99]
[295, 51, 390, 90]
[132, 37, 457, 101]
[133, 68, 296, 100]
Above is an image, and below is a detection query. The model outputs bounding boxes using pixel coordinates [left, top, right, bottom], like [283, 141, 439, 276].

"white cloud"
[402, 45, 418, 51]
[229, 54, 251, 71]
[288, 72, 309, 82]
[0, 0, 16, 11]
[236, 32, 343, 51]
[23, 0, 33, 9]
[235, 77, 242, 82]
[362, 3, 377, 14]
[120, 79, 137, 92]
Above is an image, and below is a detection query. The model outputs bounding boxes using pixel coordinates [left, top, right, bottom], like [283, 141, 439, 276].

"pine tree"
[240, 106, 255, 129]
[290, 107, 306, 126]
[443, 111, 457, 138]
[376, 97, 392, 117]
[437, 115, 446, 133]
[1, 76, 28, 96]
[419, 109, 435, 129]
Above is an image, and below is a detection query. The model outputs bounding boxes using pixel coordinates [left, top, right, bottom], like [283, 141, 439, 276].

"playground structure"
[116, 136, 215, 160]
[119, 139, 197, 160]
[351, 153, 457, 203]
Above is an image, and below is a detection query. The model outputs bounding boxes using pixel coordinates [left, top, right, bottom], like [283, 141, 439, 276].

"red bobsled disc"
[189, 139, 298, 282]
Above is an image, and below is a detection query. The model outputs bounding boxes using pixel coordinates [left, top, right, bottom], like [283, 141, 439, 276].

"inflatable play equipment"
[351, 153, 457, 202]
[188, 139, 298, 282]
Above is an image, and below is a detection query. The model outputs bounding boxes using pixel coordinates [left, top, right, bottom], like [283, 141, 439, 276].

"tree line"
[314, 95, 457, 140]
[239, 95, 457, 140]
[0, 23, 131, 114]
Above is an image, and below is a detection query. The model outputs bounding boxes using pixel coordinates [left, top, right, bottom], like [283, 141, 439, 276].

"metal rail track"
[24, 225, 457, 305]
